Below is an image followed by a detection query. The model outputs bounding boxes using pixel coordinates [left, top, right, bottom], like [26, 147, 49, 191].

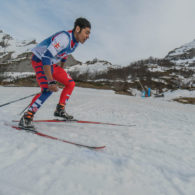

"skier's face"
[75, 27, 90, 44]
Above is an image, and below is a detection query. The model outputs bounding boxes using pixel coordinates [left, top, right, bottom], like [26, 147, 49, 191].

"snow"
[163, 89, 195, 100]
[0, 31, 36, 59]
[168, 39, 195, 57]
[1, 72, 35, 82]
[67, 61, 120, 78]
[0, 86, 195, 195]
[148, 66, 164, 72]
[68, 62, 109, 75]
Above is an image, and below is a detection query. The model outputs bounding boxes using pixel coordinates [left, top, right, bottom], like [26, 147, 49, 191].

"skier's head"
[73, 17, 91, 44]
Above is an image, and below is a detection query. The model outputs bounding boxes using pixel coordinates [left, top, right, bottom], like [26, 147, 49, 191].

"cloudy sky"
[0, 0, 195, 65]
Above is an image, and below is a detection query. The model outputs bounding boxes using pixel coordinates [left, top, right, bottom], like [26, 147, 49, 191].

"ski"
[11, 125, 106, 150]
[13, 119, 135, 127]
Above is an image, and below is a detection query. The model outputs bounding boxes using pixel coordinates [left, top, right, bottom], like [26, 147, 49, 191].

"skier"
[19, 17, 91, 129]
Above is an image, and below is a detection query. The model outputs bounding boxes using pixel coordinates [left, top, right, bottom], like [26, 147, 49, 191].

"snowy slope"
[166, 39, 195, 58]
[165, 39, 195, 67]
[0, 30, 36, 59]
[0, 86, 195, 195]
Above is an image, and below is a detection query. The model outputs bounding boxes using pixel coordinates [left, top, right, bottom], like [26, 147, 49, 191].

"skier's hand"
[48, 81, 59, 92]
[48, 84, 58, 92]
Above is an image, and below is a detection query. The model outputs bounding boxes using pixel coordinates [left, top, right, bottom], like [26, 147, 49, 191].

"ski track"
[0, 86, 195, 195]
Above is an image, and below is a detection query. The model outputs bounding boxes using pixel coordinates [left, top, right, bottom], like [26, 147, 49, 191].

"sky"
[0, 0, 195, 65]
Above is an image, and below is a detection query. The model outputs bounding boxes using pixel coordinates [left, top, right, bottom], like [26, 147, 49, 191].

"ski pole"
[136, 79, 146, 91]
[19, 92, 41, 115]
[0, 93, 37, 108]
[19, 103, 31, 115]
[138, 80, 145, 91]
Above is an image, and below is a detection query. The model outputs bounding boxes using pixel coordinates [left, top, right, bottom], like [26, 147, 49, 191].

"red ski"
[11, 125, 106, 150]
[13, 119, 134, 127]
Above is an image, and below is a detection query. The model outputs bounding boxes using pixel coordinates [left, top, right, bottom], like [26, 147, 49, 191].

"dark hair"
[73, 17, 91, 32]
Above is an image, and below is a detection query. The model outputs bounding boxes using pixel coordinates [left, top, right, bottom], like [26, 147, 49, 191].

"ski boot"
[54, 103, 74, 120]
[18, 111, 35, 130]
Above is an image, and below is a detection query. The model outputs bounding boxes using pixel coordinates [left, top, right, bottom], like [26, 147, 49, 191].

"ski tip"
[95, 145, 106, 150]
[86, 145, 106, 150]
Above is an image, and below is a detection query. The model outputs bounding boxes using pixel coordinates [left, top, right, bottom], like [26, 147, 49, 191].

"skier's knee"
[69, 81, 75, 90]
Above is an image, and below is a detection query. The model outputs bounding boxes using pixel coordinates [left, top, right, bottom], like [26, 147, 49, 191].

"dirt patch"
[1, 76, 38, 87]
[70, 81, 111, 90]
[173, 97, 195, 104]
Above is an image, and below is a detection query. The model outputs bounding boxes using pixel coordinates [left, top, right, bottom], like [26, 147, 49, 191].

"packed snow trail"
[0, 86, 195, 195]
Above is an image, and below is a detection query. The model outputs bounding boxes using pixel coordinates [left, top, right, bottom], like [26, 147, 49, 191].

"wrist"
[48, 80, 57, 85]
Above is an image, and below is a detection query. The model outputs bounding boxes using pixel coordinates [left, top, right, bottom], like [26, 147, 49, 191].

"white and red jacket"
[32, 30, 78, 65]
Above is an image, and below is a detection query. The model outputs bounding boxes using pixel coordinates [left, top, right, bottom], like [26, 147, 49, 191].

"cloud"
[0, 0, 195, 65]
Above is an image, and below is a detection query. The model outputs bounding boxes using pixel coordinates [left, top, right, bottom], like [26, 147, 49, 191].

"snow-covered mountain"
[0, 30, 36, 72]
[67, 40, 195, 94]
[0, 30, 194, 95]
[0, 30, 80, 73]
[165, 39, 195, 62]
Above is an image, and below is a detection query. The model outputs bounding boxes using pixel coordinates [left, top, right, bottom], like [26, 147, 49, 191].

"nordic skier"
[19, 17, 91, 129]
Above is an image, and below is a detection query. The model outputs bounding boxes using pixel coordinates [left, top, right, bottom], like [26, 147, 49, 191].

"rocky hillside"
[68, 40, 195, 94]
[165, 40, 195, 62]
[0, 30, 81, 73]
[0, 30, 36, 72]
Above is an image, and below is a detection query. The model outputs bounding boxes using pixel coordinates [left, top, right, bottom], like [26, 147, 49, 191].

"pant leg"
[53, 65, 75, 105]
[28, 58, 52, 113]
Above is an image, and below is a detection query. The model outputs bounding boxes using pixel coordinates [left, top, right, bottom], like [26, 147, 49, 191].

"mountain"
[165, 39, 195, 62]
[0, 30, 36, 72]
[0, 30, 194, 95]
[68, 40, 195, 94]
[0, 30, 81, 73]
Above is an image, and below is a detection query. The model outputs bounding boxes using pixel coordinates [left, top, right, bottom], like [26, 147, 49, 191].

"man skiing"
[19, 17, 91, 129]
